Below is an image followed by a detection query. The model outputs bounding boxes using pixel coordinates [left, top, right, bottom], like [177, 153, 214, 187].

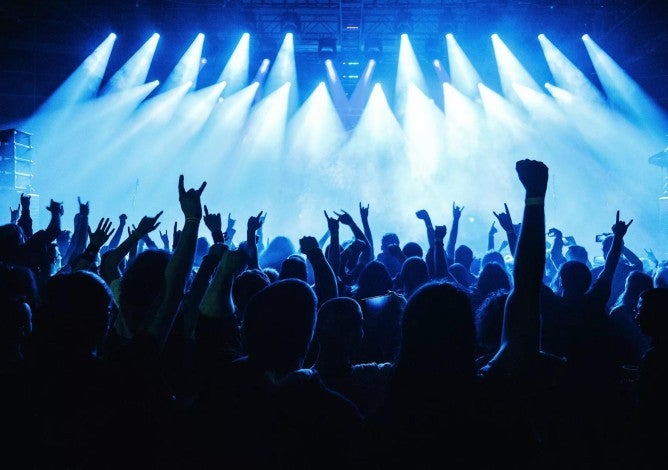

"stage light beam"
[446, 33, 482, 99]
[219, 33, 250, 96]
[162, 33, 205, 92]
[102, 33, 160, 95]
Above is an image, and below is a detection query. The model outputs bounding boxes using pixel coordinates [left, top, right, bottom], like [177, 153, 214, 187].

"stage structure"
[0, 129, 39, 229]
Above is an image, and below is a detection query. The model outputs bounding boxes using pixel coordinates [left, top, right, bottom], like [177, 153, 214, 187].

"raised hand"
[247, 211, 264, 233]
[159, 229, 169, 248]
[493, 203, 514, 233]
[88, 217, 115, 248]
[299, 235, 320, 253]
[77, 196, 90, 216]
[178, 175, 206, 220]
[416, 209, 431, 221]
[10, 203, 20, 223]
[515, 159, 548, 197]
[489, 221, 498, 236]
[135, 211, 163, 237]
[324, 210, 339, 233]
[434, 225, 447, 241]
[119, 213, 127, 224]
[547, 227, 562, 238]
[359, 202, 369, 221]
[333, 209, 354, 226]
[611, 210, 633, 238]
[226, 213, 236, 231]
[644, 248, 659, 267]
[47, 199, 64, 216]
[20, 193, 30, 209]
[208, 242, 229, 260]
[203, 205, 222, 233]
[452, 202, 465, 220]
[172, 221, 181, 251]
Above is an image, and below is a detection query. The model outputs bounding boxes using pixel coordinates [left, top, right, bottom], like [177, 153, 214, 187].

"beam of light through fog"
[446, 33, 482, 99]
[395, 35, 428, 123]
[324, 59, 352, 128]
[219, 33, 250, 97]
[538, 34, 603, 104]
[582, 34, 668, 140]
[32, 81, 161, 196]
[491, 34, 542, 106]
[283, 82, 349, 238]
[162, 33, 205, 92]
[264, 33, 299, 116]
[102, 33, 160, 95]
[348, 60, 377, 129]
[17, 32, 668, 258]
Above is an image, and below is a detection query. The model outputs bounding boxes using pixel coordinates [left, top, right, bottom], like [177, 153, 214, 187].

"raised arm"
[548, 227, 567, 269]
[73, 217, 115, 272]
[433, 224, 450, 280]
[493, 203, 518, 256]
[495, 159, 548, 364]
[203, 205, 225, 245]
[199, 246, 247, 321]
[416, 209, 435, 250]
[17, 193, 32, 238]
[324, 211, 341, 276]
[44, 199, 64, 242]
[446, 202, 464, 262]
[145, 176, 206, 348]
[62, 197, 89, 267]
[107, 214, 127, 251]
[597, 211, 633, 286]
[224, 213, 236, 247]
[487, 221, 497, 252]
[300, 235, 338, 305]
[99, 211, 162, 285]
[335, 209, 371, 264]
[246, 211, 264, 270]
[359, 202, 374, 259]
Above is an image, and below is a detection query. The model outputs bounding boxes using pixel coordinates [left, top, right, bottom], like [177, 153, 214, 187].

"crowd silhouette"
[1, 158, 667, 469]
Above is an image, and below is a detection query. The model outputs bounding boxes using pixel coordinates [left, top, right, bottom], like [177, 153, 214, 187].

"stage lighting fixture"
[318, 37, 337, 61]
[364, 38, 383, 61]
[281, 11, 301, 34]
[395, 11, 413, 34]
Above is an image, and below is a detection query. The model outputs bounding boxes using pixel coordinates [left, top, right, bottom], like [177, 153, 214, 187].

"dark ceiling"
[1, 0, 666, 125]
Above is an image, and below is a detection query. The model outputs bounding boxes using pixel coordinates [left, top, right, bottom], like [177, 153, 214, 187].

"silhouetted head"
[259, 236, 296, 272]
[449, 263, 472, 288]
[263, 267, 279, 283]
[475, 289, 509, 357]
[615, 270, 653, 309]
[315, 297, 364, 352]
[481, 250, 506, 269]
[242, 279, 317, 372]
[0, 224, 26, 265]
[654, 265, 668, 288]
[194, 237, 210, 267]
[355, 260, 392, 300]
[400, 256, 429, 299]
[279, 254, 307, 282]
[476, 262, 511, 298]
[381, 233, 400, 252]
[565, 245, 589, 265]
[41, 271, 112, 357]
[398, 281, 475, 376]
[0, 262, 37, 352]
[558, 261, 592, 297]
[119, 249, 171, 334]
[635, 287, 668, 342]
[402, 242, 423, 259]
[455, 245, 474, 270]
[233, 269, 271, 322]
